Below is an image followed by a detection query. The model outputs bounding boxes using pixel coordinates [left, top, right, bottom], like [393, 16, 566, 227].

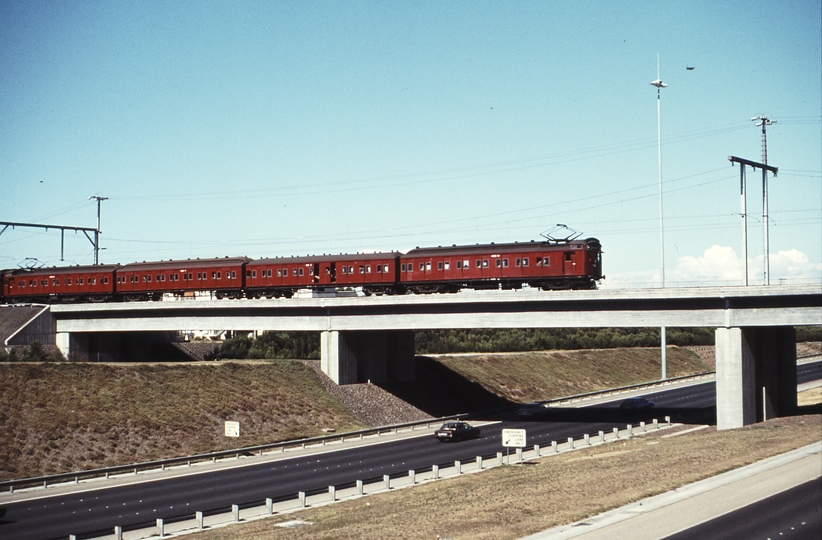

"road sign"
[224, 421, 240, 438]
[502, 428, 526, 448]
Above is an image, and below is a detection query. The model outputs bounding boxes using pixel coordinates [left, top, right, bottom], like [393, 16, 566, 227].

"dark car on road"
[516, 402, 551, 420]
[434, 421, 481, 442]
[620, 396, 655, 413]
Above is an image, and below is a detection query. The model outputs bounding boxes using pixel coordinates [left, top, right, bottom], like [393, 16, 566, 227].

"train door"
[313, 263, 320, 284]
[563, 251, 576, 275]
[328, 262, 336, 283]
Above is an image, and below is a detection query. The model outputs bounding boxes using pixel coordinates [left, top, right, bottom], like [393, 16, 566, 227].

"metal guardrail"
[546, 370, 716, 406]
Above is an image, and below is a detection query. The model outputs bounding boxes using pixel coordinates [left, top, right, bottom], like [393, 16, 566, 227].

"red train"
[1, 238, 602, 303]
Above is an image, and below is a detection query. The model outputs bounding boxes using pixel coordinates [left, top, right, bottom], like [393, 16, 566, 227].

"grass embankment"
[189, 414, 822, 540]
[0, 361, 364, 480]
[433, 346, 707, 403]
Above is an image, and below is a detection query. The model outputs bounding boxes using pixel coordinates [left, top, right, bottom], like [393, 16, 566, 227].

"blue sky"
[1, 0, 820, 288]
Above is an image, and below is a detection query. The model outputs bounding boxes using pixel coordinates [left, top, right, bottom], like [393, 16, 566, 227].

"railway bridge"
[8, 284, 821, 430]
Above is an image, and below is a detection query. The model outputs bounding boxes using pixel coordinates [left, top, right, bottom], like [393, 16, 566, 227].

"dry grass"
[188, 413, 822, 540]
[435, 347, 709, 403]
[0, 361, 364, 480]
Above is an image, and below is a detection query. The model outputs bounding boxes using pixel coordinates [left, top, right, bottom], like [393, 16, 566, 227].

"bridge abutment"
[320, 330, 415, 385]
[715, 326, 797, 430]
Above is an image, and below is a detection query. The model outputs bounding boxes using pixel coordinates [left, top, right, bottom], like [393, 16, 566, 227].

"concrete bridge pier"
[715, 326, 797, 430]
[320, 330, 415, 385]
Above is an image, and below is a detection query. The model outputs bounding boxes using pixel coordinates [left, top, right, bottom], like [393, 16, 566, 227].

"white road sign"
[224, 421, 240, 438]
[502, 428, 526, 448]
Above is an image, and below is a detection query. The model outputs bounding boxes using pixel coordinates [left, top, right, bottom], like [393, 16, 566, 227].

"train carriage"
[400, 238, 602, 293]
[116, 257, 250, 300]
[2, 264, 119, 303]
[245, 252, 400, 298]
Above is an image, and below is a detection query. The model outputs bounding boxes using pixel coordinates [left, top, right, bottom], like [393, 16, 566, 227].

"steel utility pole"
[728, 156, 778, 286]
[89, 195, 108, 265]
[752, 115, 775, 284]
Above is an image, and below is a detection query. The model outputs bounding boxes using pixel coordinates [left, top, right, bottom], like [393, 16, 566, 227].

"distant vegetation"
[0, 341, 64, 363]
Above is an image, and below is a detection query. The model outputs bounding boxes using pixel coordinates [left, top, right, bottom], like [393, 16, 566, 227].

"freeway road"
[1, 361, 819, 540]
[664, 477, 822, 540]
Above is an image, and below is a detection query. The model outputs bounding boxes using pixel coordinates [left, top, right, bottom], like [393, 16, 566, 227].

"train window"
[523, 258, 529, 266]
[66, 278, 72, 286]
[143, 275, 148, 282]
[426, 262, 431, 271]
[267, 269, 273, 277]
[401, 263, 406, 272]
[348, 266, 354, 274]
[503, 259, 509, 267]
[438, 262, 443, 270]
[384, 264, 389, 273]
[456, 261, 462, 269]
[359, 266, 365, 274]
[298, 268, 304, 276]
[230, 271, 236, 279]
[515, 258, 521, 267]
[341, 266, 347, 274]
[40, 279, 47, 287]
[482, 260, 488, 268]
[291, 268, 297, 276]
[146, 275, 151, 282]
[419, 262, 425, 271]
[19, 280, 25, 288]
[496, 259, 501, 268]
[366, 265, 371, 273]
[565, 253, 572, 262]
[277, 269, 283, 277]
[444, 261, 450, 270]
[78, 278, 84, 285]
[52, 279, 59, 286]
[476, 260, 481, 268]
[463, 260, 469, 268]
[376, 265, 382, 273]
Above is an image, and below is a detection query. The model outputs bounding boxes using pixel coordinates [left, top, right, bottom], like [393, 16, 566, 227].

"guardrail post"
[114, 525, 123, 540]
[497, 452, 503, 465]
[665, 416, 671, 425]
[357, 479, 364, 496]
[299, 491, 306, 508]
[70, 535, 77, 540]
[384, 474, 391, 490]
[157, 518, 165, 538]
[584, 433, 590, 446]
[534, 444, 540, 457]
[613, 427, 619, 439]
[627, 424, 633, 436]
[232, 504, 239, 522]
[455, 460, 461, 475]
[516, 448, 523, 463]
[75, 476, 79, 484]
[552, 440, 558, 453]
[266, 498, 273, 515]
[433, 465, 439, 479]
[567, 437, 574, 449]
[653, 418, 659, 429]
[599, 430, 605, 442]
[409, 470, 416, 484]
[329, 485, 336, 501]
[196, 511, 204, 530]
[640, 421, 646, 432]
[476, 456, 483, 470]
[44, 480, 47, 488]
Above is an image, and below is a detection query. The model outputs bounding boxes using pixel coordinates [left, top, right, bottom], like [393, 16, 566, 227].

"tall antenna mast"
[752, 115, 775, 284]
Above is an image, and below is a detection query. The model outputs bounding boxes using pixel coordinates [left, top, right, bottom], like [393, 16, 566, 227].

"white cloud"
[603, 245, 821, 288]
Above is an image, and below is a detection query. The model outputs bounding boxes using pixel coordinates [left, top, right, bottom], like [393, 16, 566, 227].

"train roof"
[119, 257, 252, 271]
[248, 252, 401, 265]
[403, 239, 599, 258]
[2, 264, 121, 276]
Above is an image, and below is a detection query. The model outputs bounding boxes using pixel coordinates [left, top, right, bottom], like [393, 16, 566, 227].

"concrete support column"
[320, 330, 415, 385]
[716, 326, 797, 430]
[56, 332, 71, 360]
